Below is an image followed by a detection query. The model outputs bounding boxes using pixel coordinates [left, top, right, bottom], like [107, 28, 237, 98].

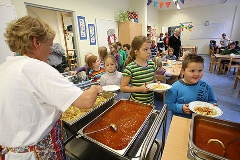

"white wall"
[11, 0, 130, 66]
[157, 2, 240, 54]
[147, 5, 161, 42]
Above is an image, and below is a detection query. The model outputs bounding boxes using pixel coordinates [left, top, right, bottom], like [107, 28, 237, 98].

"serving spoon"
[76, 123, 117, 138]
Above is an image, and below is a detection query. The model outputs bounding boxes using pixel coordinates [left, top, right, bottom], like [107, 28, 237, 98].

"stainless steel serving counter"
[63, 92, 167, 160]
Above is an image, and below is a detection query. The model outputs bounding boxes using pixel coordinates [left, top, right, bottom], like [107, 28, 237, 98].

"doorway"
[25, 3, 78, 71]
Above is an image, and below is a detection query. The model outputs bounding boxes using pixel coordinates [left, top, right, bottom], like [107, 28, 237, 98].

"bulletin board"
[0, 5, 16, 64]
[95, 19, 118, 49]
[190, 23, 225, 39]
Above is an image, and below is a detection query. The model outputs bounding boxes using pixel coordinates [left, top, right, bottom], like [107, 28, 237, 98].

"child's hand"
[70, 71, 77, 75]
[182, 104, 191, 114]
[139, 83, 150, 93]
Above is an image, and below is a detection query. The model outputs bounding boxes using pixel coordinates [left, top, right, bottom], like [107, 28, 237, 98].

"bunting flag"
[179, 0, 184, 4]
[154, 1, 158, 7]
[147, 0, 152, 6]
[166, 1, 171, 8]
[159, 2, 164, 8]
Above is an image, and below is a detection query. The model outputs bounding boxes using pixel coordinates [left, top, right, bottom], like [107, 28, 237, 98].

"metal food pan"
[77, 100, 155, 157]
[188, 114, 240, 160]
[62, 92, 116, 133]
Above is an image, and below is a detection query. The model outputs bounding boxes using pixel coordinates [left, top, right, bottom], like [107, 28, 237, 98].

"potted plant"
[114, 9, 129, 23]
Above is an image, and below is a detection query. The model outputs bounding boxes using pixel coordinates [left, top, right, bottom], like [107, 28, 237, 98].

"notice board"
[190, 23, 225, 39]
[0, 5, 16, 64]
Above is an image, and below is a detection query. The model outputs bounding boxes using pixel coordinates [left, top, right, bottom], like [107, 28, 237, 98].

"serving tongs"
[76, 123, 117, 138]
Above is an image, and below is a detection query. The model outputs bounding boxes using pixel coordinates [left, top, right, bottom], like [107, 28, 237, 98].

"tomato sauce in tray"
[192, 116, 240, 160]
[83, 100, 153, 150]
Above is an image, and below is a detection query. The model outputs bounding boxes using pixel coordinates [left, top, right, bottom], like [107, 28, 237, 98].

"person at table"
[0, 15, 103, 160]
[157, 33, 164, 53]
[162, 47, 177, 61]
[153, 57, 172, 80]
[121, 36, 157, 105]
[221, 41, 240, 55]
[168, 28, 182, 59]
[165, 54, 217, 119]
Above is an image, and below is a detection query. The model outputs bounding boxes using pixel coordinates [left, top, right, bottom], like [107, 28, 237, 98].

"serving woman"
[0, 16, 102, 160]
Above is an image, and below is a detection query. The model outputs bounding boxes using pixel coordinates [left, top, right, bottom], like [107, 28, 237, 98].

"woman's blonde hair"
[124, 36, 150, 66]
[4, 15, 55, 55]
[98, 46, 108, 60]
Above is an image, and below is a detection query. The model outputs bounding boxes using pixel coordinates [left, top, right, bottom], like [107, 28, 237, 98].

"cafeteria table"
[161, 116, 191, 160]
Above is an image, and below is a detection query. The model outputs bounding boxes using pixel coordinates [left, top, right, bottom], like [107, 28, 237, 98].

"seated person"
[166, 54, 217, 119]
[153, 57, 172, 80]
[162, 47, 177, 61]
[221, 41, 240, 55]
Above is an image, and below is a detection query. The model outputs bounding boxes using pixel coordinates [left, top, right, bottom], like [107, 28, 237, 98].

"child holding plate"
[121, 36, 157, 105]
[166, 54, 218, 118]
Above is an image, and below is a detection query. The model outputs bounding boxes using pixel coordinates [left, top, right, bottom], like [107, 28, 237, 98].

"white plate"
[189, 101, 223, 117]
[146, 83, 171, 92]
[102, 85, 120, 92]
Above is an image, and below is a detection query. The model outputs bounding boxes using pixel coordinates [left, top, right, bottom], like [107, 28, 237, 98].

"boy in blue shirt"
[166, 54, 217, 118]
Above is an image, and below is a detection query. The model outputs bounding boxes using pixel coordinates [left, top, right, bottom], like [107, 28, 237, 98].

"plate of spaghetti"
[189, 101, 223, 117]
[146, 83, 171, 92]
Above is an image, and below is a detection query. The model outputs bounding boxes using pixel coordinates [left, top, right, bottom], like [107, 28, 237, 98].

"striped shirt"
[89, 67, 105, 82]
[123, 60, 157, 105]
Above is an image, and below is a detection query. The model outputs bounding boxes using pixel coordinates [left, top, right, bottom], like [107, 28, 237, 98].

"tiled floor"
[156, 54, 240, 142]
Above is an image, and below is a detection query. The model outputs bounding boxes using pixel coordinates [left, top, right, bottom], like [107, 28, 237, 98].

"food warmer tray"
[62, 92, 116, 133]
[188, 114, 240, 160]
[64, 104, 167, 160]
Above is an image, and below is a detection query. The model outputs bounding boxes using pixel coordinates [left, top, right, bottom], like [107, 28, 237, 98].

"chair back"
[156, 75, 166, 83]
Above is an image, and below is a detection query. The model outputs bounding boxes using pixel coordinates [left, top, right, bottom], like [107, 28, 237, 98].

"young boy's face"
[181, 62, 204, 84]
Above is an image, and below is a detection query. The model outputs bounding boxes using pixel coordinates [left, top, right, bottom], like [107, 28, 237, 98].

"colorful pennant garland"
[180, 23, 194, 32]
[147, 0, 190, 9]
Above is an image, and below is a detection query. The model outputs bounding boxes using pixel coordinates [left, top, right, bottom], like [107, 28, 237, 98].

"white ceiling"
[150, 0, 240, 11]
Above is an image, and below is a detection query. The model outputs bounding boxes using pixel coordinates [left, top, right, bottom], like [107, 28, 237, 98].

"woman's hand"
[182, 104, 191, 114]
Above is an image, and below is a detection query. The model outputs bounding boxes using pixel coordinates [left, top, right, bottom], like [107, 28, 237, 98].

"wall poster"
[88, 24, 96, 45]
[77, 16, 87, 40]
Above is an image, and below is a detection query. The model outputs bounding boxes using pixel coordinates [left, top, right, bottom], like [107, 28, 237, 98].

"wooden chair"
[209, 55, 219, 73]
[233, 66, 240, 94]
[156, 75, 167, 104]
[223, 58, 240, 77]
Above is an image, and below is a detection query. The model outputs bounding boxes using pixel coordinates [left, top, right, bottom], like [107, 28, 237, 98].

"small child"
[123, 44, 130, 58]
[121, 36, 157, 105]
[109, 43, 121, 71]
[71, 52, 93, 76]
[153, 57, 172, 80]
[166, 54, 218, 118]
[98, 46, 108, 68]
[150, 40, 158, 59]
[100, 55, 122, 86]
[116, 42, 127, 72]
[86, 55, 105, 82]
[162, 47, 177, 61]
